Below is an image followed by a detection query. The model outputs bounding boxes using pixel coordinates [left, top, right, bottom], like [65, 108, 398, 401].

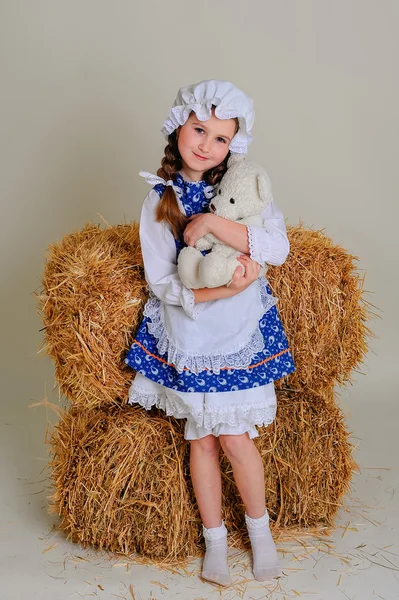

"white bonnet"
[161, 80, 255, 154]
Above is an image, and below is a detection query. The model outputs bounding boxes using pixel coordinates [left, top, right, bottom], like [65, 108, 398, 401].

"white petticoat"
[129, 373, 277, 440]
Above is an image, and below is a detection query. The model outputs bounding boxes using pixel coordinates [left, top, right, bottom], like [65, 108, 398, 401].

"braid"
[157, 131, 182, 182]
[155, 132, 187, 239]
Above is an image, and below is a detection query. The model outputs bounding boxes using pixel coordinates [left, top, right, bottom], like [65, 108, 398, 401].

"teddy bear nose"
[210, 203, 216, 212]
[230, 198, 235, 204]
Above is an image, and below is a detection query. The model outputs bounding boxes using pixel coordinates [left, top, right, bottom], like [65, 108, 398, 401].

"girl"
[125, 80, 295, 586]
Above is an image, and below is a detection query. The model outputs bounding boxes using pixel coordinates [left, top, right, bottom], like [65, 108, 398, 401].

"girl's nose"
[198, 136, 211, 153]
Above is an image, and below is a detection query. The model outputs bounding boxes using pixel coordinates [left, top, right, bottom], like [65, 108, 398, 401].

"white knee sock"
[202, 521, 231, 587]
[245, 511, 282, 581]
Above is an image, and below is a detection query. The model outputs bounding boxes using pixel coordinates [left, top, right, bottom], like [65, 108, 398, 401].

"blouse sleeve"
[246, 198, 290, 266]
[140, 189, 204, 320]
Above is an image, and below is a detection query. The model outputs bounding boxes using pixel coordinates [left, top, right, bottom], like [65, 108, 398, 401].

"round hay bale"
[48, 389, 356, 560]
[38, 223, 147, 409]
[268, 225, 372, 392]
[38, 222, 371, 408]
[48, 403, 200, 560]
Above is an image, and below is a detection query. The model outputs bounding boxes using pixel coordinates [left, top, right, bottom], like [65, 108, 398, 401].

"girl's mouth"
[193, 152, 208, 161]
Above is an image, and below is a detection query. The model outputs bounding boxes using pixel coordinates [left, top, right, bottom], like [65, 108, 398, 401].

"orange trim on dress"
[131, 339, 291, 371]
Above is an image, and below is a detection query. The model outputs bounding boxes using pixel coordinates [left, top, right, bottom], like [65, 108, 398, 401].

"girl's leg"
[219, 432, 265, 517]
[219, 433, 281, 582]
[189, 435, 231, 587]
[189, 435, 222, 528]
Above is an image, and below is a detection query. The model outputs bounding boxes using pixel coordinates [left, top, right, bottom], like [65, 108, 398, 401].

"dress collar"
[173, 173, 215, 217]
[150, 172, 215, 217]
[175, 172, 207, 192]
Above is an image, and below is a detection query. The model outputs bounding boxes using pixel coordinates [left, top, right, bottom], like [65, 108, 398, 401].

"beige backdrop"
[1, 1, 398, 442]
[1, 2, 399, 597]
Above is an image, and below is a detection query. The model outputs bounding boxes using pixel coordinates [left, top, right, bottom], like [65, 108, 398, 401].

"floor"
[1, 372, 398, 600]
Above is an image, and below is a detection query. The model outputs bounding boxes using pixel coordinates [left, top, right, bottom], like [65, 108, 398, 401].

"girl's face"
[177, 111, 237, 181]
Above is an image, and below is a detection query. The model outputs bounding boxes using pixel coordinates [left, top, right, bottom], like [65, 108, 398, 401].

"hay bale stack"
[38, 220, 371, 560]
[48, 388, 356, 560]
[38, 223, 370, 409]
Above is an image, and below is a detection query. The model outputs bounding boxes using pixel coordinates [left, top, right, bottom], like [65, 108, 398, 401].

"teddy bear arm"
[194, 233, 218, 251]
[212, 243, 238, 259]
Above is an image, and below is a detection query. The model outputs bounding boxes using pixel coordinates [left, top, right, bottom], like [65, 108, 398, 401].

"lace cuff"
[247, 225, 266, 265]
[180, 286, 205, 320]
[247, 224, 289, 266]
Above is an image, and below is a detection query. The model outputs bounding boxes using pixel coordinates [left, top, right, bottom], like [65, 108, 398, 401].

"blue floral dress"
[125, 173, 295, 440]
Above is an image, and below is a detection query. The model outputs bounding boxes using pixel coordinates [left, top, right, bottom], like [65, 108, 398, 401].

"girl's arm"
[140, 190, 262, 317]
[184, 199, 290, 266]
[140, 190, 246, 319]
[190, 216, 250, 255]
[139, 190, 200, 318]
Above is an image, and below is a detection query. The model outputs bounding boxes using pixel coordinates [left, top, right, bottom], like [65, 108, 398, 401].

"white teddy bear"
[177, 154, 272, 289]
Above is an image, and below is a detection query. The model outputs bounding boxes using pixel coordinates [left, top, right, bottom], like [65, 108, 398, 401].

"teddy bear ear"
[257, 172, 272, 203]
[227, 153, 246, 168]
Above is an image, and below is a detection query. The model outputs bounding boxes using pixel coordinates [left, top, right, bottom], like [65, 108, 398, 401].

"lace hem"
[143, 282, 277, 375]
[258, 278, 278, 312]
[128, 386, 277, 429]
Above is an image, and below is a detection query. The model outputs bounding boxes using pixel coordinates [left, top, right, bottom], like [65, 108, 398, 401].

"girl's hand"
[227, 255, 261, 292]
[184, 214, 214, 246]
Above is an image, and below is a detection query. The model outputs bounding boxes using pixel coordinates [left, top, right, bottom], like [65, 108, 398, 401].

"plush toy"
[177, 154, 272, 289]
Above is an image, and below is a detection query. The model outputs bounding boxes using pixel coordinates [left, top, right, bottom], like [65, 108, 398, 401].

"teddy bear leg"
[177, 247, 204, 289]
[199, 254, 241, 288]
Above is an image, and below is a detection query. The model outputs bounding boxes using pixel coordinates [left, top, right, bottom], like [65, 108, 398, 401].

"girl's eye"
[195, 127, 205, 134]
[216, 137, 226, 143]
